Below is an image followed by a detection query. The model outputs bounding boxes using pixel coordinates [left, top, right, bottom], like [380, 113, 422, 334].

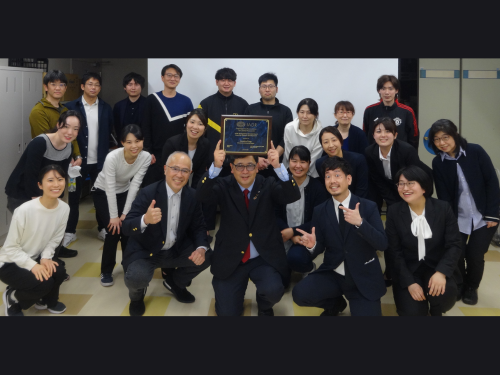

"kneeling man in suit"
[122, 151, 211, 316]
[292, 156, 388, 316]
[197, 140, 300, 316]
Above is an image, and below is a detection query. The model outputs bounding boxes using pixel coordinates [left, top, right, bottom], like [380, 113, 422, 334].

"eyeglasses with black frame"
[396, 181, 416, 189]
[233, 163, 257, 172]
[166, 165, 191, 176]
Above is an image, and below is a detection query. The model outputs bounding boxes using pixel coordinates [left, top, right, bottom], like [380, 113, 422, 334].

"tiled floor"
[1, 196, 500, 316]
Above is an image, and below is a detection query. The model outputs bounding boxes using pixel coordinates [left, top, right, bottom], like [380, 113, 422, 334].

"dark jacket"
[311, 195, 388, 301]
[113, 95, 147, 138]
[244, 98, 293, 151]
[161, 132, 211, 188]
[315, 150, 369, 198]
[385, 198, 462, 288]
[121, 180, 209, 271]
[334, 123, 368, 155]
[198, 91, 249, 161]
[365, 139, 433, 206]
[275, 176, 329, 235]
[196, 172, 300, 280]
[65, 96, 113, 170]
[363, 99, 419, 149]
[432, 143, 500, 223]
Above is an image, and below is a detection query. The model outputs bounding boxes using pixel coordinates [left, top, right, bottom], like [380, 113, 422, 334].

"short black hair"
[38, 164, 67, 185]
[334, 101, 355, 115]
[215, 68, 237, 81]
[428, 119, 467, 155]
[51, 110, 83, 133]
[373, 117, 397, 135]
[123, 72, 145, 89]
[120, 124, 144, 143]
[394, 165, 433, 198]
[377, 74, 400, 96]
[43, 70, 68, 86]
[161, 64, 183, 78]
[319, 126, 344, 145]
[82, 72, 102, 86]
[289, 145, 311, 163]
[258, 72, 278, 86]
[322, 156, 352, 177]
[228, 154, 259, 164]
[296, 98, 319, 117]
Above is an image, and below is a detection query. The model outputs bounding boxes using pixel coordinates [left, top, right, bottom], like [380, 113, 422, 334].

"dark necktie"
[338, 203, 346, 239]
[242, 189, 251, 263]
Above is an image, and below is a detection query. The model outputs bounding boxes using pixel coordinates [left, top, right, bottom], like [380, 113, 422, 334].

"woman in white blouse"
[92, 124, 151, 287]
[283, 98, 323, 178]
[385, 165, 462, 316]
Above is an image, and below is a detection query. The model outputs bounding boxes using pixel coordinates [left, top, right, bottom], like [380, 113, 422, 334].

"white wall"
[0, 58, 8, 66]
[147, 59, 398, 128]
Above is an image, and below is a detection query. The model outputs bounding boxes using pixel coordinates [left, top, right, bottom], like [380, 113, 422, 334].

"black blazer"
[161, 132, 211, 188]
[196, 172, 301, 280]
[275, 176, 329, 235]
[122, 180, 209, 271]
[311, 195, 388, 301]
[365, 139, 433, 206]
[385, 198, 462, 288]
[315, 150, 369, 198]
[112, 95, 147, 138]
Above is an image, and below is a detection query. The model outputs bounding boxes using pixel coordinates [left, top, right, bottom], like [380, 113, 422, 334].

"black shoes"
[57, 246, 78, 258]
[320, 297, 348, 316]
[258, 308, 274, 316]
[129, 288, 147, 316]
[2, 288, 23, 316]
[462, 287, 478, 305]
[163, 274, 195, 303]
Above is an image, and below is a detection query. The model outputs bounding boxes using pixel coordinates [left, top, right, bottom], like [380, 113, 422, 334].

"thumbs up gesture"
[267, 141, 280, 169]
[144, 199, 162, 225]
[214, 140, 226, 169]
[339, 202, 362, 227]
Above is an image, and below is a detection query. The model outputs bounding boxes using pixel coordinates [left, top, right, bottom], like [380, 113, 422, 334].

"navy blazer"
[315, 150, 369, 198]
[65, 96, 113, 170]
[113, 95, 147, 138]
[311, 195, 387, 300]
[334, 123, 369, 155]
[385, 198, 462, 288]
[122, 180, 209, 271]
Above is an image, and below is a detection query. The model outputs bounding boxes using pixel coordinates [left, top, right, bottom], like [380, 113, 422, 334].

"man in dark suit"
[113, 72, 147, 139]
[122, 151, 211, 316]
[292, 157, 388, 316]
[196, 140, 300, 316]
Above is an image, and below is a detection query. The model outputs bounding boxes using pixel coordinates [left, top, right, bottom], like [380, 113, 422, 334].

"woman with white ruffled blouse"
[385, 165, 462, 316]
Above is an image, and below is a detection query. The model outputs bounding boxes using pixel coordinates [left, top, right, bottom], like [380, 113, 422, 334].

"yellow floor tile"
[73, 262, 115, 278]
[152, 268, 163, 279]
[485, 250, 500, 262]
[459, 307, 500, 316]
[292, 302, 324, 316]
[381, 303, 398, 316]
[207, 298, 252, 316]
[35, 294, 93, 315]
[76, 220, 98, 229]
[88, 207, 96, 213]
[121, 296, 172, 316]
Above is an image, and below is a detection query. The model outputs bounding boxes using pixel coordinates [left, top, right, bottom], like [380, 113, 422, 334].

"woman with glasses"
[315, 126, 369, 198]
[283, 98, 323, 177]
[385, 165, 462, 316]
[92, 124, 151, 287]
[430, 119, 499, 305]
[332, 101, 368, 155]
[275, 146, 329, 275]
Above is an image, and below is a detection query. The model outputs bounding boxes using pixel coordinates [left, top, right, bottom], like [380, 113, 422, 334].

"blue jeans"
[287, 244, 314, 273]
[212, 256, 284, 316]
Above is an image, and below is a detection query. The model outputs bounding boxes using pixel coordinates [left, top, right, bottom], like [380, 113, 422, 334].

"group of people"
[1, 65, 498, 317]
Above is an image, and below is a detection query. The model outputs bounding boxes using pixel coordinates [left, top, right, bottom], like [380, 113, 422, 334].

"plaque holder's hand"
[214, 140, 226, 169]
[267, 141, 280, 169]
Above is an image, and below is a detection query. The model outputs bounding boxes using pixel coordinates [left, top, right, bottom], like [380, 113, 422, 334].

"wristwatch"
[75, 156, 82, 160]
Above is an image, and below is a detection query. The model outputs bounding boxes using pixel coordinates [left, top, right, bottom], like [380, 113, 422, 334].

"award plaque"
[220, 115, 272, 156]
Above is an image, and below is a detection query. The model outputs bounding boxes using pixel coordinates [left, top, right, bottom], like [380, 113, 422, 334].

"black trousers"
[7, 196, 29, 214]
[292, 264, 382, 316]
[141, 150, 164, 188]
[393, 263, 457, 316]
[0, 259, 66, 310]
[92, 188, 129, 274]
[459, 225, 497, 289]
[67, 163, 103, 233]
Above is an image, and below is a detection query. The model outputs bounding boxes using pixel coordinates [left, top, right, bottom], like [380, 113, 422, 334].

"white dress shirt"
[83, 96, 99, 164]
[379, 146, 392, 179]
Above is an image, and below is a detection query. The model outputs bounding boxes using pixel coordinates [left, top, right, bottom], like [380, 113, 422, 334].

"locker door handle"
[18, 143, 21, 153]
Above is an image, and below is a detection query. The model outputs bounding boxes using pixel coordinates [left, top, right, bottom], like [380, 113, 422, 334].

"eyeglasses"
[165, 73, 180, 80]
[336, 111, 353, 115]
[166, 165, 191, 176]
[86, 82, 101, 88]
[218, 79, 234, 83]
[126, 82, 140, 87]
[396, 181, 416, 189]
[433, 135, 451, 143]
[48, 83, 67, 88]
[260, 84, 276, 90]
[233, 163, 256, 172]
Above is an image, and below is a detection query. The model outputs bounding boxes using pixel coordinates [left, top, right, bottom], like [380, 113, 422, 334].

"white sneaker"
[302, 262, 317, 278]
[97, 228, 107, 241]
[62, 232, 77, 247]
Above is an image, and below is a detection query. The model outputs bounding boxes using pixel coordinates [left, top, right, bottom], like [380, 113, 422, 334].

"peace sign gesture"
[267, 141, 280, 169]
[339, 202, 362, 227]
